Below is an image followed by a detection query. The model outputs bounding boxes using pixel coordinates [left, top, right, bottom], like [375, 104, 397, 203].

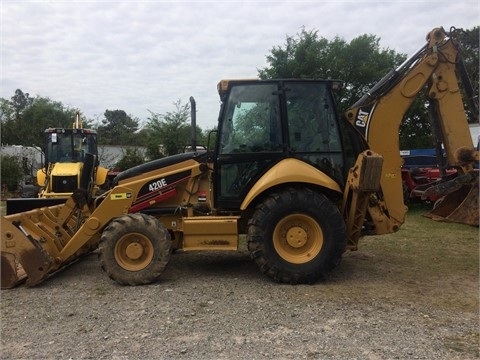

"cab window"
[219, 84, 281, 154]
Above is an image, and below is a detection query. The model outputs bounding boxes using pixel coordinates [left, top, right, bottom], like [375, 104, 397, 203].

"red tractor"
[401, 150, 457, 203]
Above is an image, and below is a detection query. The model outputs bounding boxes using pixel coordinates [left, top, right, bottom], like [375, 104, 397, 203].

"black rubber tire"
[98, 213, 172, 285]
[247, 187, 346, 284]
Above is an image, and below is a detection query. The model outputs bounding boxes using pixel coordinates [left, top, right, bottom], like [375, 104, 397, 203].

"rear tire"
[98, 213, 172, 285]
[247, 187, 346, 284]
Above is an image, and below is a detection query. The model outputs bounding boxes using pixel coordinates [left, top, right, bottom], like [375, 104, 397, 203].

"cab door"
[214, 82, 284, 209]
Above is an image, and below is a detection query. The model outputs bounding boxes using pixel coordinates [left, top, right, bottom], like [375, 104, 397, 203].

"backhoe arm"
[344, 27, 477, 231]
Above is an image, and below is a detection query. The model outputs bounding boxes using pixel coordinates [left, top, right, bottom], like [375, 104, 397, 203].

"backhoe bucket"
[425, 182, 479, 226]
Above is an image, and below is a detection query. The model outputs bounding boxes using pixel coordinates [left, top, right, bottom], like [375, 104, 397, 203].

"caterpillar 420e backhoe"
[1, 26, 477, 289]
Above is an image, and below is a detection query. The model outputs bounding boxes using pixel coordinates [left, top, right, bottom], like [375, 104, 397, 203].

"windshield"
[46, 131, 98, 163]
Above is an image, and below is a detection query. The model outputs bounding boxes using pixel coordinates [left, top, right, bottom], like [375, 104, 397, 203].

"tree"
[1, 97, 15, 123]
[258, 28, 405, 111]
[399, 26, 479, 148]
[202, 126, 217, 151]
[96, 110, 141, 146]
[454, 26, 479, 123]
[10, 89, 33, 119]
[22, 98, 76, 148]
[0, 98, 15, 144]
[145, 100, 204, 157]
[399, 103, 435, 149]
[115, 148, 145, 170]
[1, 91, 76, 150]
[259, 26, 479, 150]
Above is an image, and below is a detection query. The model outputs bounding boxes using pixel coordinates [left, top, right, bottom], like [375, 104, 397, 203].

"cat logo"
[355, 109, 370, 128]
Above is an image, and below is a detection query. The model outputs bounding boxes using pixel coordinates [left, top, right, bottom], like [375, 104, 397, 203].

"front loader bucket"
[1, 210, 58, 288]
[1, 252, 26, 288]
[1, 240, 54, 289]
[1, 190, 99, 288]
[425, 182, 479, 226]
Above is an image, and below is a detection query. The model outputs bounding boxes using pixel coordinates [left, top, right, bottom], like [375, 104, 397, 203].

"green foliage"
[0, 155, 24, 191]
[399, 98, 434, 149]
[140, 128, 164, 160]
[96, 110, 141, 146]
[145, 100, 205, 157]
[400, 26, 479, 148]
[258, 28, 406, 111]
[115, 148, 145, 170]
[1, 90, 75, 150]
[10, 89, 33, 118]
[0, 98, 14, 125]
[454, 26, 479, 123]
[259, 26, 479, 149]
[456, 26, 479, 91]
[203, 127, 218, 151]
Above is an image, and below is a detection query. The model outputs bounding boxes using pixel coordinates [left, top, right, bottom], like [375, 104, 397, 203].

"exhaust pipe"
[190, 96, 196, 153]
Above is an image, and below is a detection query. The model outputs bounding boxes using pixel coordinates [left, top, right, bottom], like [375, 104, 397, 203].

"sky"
[1, 1, 478, 130]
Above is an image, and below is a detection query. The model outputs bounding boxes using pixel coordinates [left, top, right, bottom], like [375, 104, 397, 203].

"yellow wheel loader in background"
[1, 27, 477, 289]
[6, 112, 109, 214]
[37, 111, 109, 198]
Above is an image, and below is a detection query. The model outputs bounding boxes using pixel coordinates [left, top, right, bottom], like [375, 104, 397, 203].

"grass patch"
[368, 203, 477, 274]
[335, 203, 479, 312]
[93, 286, 108, 296]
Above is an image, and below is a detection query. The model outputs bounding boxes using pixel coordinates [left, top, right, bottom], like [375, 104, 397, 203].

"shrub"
[115, 148, 145, 171]
[1, 154, 24, 191]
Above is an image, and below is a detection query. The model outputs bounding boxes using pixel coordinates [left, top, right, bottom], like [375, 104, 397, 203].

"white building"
[1, 144, 147, 175]
[97, 145, 147, 169]
[0, 145, 43, 182]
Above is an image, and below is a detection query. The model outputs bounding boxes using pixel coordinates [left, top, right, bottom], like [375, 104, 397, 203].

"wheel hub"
[114, 233, 155, 271]
[286, 226, 307, 248]
[273, 214, 323, 264]
[125, 242, 144, 260]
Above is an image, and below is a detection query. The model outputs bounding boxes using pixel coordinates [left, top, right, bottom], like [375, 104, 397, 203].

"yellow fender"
[240, 158, 342, 210]
[95, 166, 109, 186]
[37, 164, 109, 191]
[36, 169, 46, 187]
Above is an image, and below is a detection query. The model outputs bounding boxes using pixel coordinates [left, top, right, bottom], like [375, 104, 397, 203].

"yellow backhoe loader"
[37, 111, 109, 198]
[6, 112, 109, 214]
[1, 27, 477, 289]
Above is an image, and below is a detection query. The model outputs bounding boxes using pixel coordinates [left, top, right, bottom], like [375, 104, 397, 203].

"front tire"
[98, 213, 172, 285]
[247, 187, 346, 284]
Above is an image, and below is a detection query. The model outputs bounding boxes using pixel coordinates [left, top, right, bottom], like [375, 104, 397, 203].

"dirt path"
[1, 244, 478, 359]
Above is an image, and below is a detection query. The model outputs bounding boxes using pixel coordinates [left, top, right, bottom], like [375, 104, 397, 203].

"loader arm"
[1, 154, 206, 288]
[345, 27, 478, 229]
[1, 187, 133, 288]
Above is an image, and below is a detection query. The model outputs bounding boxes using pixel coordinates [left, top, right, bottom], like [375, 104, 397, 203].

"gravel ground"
[1, 246, 478, 360]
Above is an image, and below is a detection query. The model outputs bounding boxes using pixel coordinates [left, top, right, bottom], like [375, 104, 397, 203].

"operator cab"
[44, 128, 99, 164]
[214, 79, 357, 209]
